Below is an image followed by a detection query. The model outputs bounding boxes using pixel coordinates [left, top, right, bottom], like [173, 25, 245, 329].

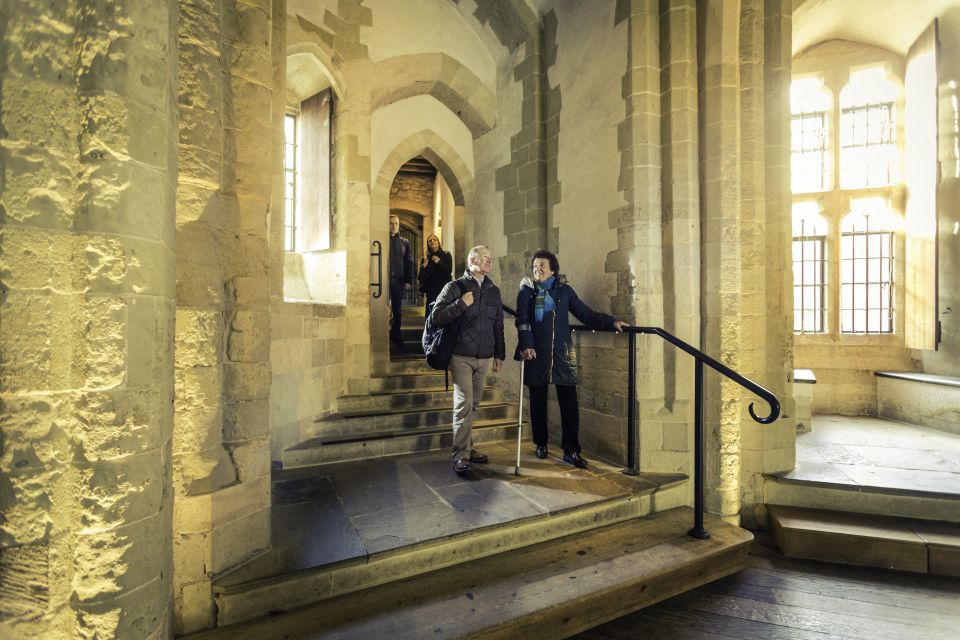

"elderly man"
[429, 245, 505, 473]
[388, 214, 414, 344]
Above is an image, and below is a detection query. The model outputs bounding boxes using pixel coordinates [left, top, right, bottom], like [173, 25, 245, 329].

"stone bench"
[875, 371, 960, 436]
[793, 368, 816, 434]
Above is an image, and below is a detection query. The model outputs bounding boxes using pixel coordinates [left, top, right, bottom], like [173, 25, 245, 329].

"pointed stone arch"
[372, 130, 474, 210]
[370, 54, 496, 138]
[286, 41, 345, 99]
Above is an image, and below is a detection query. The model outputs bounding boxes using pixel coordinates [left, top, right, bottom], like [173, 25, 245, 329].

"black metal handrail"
[502, 304, 780, 539]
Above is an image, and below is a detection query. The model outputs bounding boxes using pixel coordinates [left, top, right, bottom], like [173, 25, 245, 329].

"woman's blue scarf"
[534, 276, 556, 322]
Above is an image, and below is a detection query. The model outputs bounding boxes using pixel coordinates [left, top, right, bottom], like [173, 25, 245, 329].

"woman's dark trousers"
[529, 384, 581, 453]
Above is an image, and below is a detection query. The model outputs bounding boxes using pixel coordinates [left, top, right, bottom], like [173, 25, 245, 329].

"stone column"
[735, 0, 796, 520]
[610, 0, 664, 467]
[760, 0, 796, 481]
[737, 0, 768, 509]
[173, 0, 274, 633]
[0, 0, 178, 637]
[698, 0, 743, 523]
[658, 0, 700, 472]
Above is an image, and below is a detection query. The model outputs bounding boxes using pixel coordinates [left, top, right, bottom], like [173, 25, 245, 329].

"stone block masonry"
[0, 0, 178, 638]
[172, 0, 275, 633]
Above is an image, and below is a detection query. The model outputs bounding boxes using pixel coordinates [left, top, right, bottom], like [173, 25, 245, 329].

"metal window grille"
[791, 111, 828, 193]
[840, 102, 895, 189]
[840, 213, 894, 334]
[792, 231, 826, 333]
[283, 114, 299, 252]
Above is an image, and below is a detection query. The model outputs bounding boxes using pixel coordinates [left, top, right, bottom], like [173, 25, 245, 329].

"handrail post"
[689, 359, 710, 539]
[623, 331, 639, 476]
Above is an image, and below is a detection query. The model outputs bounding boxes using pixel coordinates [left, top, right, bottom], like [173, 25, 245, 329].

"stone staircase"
[282, 306, 521, 468]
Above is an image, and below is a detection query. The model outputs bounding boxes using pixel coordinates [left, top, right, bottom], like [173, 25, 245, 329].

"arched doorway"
[370, 132, 474, 376]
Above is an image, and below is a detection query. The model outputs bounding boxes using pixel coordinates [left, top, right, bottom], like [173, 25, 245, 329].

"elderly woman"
[417, 234, 453, 310]
[515, 250, 628, 468]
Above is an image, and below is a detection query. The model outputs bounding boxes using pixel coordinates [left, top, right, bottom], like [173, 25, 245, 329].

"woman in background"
[418, 234, 453, 310]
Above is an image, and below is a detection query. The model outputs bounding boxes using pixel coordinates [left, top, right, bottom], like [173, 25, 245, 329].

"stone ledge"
[875, 370, 960, 389]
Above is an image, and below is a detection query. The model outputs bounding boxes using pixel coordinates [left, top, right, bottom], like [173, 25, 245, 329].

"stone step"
[369, 371, 446, 392]
[369, 372, 496, 393]
[306, 401, 520, 438]
[768, 505, 960, 576]
[390, 340, 425, 356]
[388, 357, 436, 374]
[336, 385, 503, 414]
[282, 419, 525, 468]
[202, 501, 753, 640]
[764, 471, 960, 524]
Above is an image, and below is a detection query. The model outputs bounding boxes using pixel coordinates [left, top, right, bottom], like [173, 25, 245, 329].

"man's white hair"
[467, 245, 490, 270]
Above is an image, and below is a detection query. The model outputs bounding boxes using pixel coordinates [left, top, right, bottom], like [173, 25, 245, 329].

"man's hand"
[404, 283, 412, 290]
[613, 320, 630, 333]
[461, 291, 474, 306]
[521, 348, 537, 360]
[492, 359, 503, 373]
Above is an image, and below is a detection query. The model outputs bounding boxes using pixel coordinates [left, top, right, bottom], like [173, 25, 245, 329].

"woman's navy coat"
[514, 276, 616, 387]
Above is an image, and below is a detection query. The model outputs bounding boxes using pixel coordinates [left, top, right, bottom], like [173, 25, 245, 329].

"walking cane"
[515, 359, 524, 475]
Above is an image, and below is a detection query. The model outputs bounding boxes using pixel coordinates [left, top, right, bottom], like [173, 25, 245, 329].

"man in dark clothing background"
[388, 214, 414, 344]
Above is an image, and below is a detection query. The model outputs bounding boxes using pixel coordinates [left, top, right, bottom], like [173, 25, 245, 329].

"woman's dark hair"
[531, 249, 559, 274]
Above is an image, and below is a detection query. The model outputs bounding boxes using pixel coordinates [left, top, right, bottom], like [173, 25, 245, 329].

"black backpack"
[422, 280, 466, 370]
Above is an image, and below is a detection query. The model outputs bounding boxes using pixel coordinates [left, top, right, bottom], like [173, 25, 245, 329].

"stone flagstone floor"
[216, 441, 685, 589]
[777, 414, 960, 497]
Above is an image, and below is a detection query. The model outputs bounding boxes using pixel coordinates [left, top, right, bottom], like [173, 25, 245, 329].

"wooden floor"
[575, 534, 960, 640]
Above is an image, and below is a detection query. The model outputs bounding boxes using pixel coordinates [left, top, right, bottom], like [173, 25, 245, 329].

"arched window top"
[841, 198, 900, 233]
[792, 202, 827, 236]
[840, 65, 900, 108]
[791, 76, 831, 114]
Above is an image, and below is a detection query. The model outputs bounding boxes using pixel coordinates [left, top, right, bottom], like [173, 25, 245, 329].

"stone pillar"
[735, 0, 796, 520]
[698, 0, 743, 523]
[0, 0, 177, 637]
[737, 0, 768, 509]
[610, 0, 664, 467]
[173, 0, 273, 633]
[342, 99, 376, 389]
[658, 0, 701, 472]
[760, 0, 796, 480]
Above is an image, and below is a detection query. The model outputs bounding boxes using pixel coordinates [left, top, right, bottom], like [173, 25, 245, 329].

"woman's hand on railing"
[521, 348, 536, 360]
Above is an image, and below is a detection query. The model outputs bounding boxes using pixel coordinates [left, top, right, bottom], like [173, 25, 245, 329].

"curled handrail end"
[748, 399, 780, 424]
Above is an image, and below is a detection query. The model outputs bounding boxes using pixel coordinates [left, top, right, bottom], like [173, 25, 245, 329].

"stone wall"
[270, 302, 346, 459]
[390, 174, 435, 214]
[0, 0, 178, 637]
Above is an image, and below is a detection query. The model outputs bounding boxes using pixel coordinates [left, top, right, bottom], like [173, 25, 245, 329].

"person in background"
[429, 245, 505, 473]
[417, 234, 453, 311]
[388, 214, 414, 345]
[515, 249, 629, 468]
